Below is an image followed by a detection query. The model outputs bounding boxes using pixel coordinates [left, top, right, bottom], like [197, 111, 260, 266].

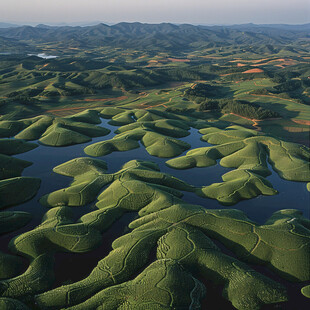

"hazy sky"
[1, 0, 309, 25]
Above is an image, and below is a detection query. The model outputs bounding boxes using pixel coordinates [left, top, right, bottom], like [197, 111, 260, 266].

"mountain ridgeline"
[0, 22, 309, 52]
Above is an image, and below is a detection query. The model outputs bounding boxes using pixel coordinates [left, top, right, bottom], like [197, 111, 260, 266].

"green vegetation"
[0, 22, 308, 53]
[168, 126, 309, 180]
[301, 285, 310, 298]
[184, 83, 228, 101]
[0, 22, 309, 310]
[85, 108, 196, 158]
[0, 251, 26, 280]
[0, 139, 38, 155]
[220, 99, 280, 119]
[49, 125, 308, 207]
[40, 158, 193, 208]
[84, 128, 190, 158]
[167, 125, 310, 204]
[0, 139, 40, 209]
[0, 212, 32, 235]
[0, 177, 41, 209]
[0, 298, 31, 310]
[2, 207, 99, 298]
[43, 260, 206, 310]
[197, 169, 277, 205]
[0, 211, 32, 283]
[198, 96, 280, 120]
[0, 110, 110, 147]
[0, 140, 38, 293]
[32, 160, 308, 308]
[157, 225, 287, 310]
[35, 203, 309, 309]
[0, 154, 32, 180]
[271, 74, 310, 105]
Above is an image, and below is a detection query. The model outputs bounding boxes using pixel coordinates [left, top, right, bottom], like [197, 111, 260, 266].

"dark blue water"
[9, 118, 310, 225]
[1, 118, 309, 308]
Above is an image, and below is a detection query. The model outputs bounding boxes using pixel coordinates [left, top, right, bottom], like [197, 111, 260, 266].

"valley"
[0, 22, 309, 310]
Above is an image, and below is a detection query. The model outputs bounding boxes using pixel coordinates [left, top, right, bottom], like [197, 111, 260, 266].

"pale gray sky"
[1, 0, 309, 25]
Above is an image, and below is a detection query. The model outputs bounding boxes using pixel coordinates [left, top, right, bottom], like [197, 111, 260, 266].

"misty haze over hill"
[0, 22, 309, 52]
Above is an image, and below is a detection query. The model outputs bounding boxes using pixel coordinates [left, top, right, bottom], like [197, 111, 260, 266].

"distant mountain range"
[0, 22, 309, 51]
[0, 22, 19, 28]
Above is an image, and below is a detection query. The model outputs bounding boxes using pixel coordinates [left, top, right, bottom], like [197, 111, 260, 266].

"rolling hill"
[0, 22, 309, 52]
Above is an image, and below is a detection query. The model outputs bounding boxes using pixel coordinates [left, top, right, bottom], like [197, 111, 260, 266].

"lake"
[1, 118, 309, 309]
[27, 53, 58, 59]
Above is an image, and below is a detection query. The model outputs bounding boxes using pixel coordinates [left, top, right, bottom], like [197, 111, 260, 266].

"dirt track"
[144, 98, 172, 110]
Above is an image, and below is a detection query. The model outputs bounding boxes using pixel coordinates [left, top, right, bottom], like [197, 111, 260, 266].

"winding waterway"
[1, 118, 309, 309]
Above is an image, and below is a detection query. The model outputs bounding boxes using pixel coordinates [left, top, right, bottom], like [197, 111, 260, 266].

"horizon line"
[1, 21, 310, 27]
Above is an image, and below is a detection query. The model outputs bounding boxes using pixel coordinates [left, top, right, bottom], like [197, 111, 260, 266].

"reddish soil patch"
[146, 64, 162, 68]
[167, 58, 190, 63]
[280, 59, 297, 66]
[252, 58, 297, 68]
[292, 119, 310, 126]
[248, 58, 270, 64]
[272, 59, 296, 68]
[237, 63, 246, 67]
[138, 92, 149, 97]
[243, 68, 264, 74]
[231, 58, 269, 64]
[229, 59, 243, 63]
[39, 63, 49, 70]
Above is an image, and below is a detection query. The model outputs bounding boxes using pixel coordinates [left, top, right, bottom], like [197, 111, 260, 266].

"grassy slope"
[0, 43, 309, 144]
